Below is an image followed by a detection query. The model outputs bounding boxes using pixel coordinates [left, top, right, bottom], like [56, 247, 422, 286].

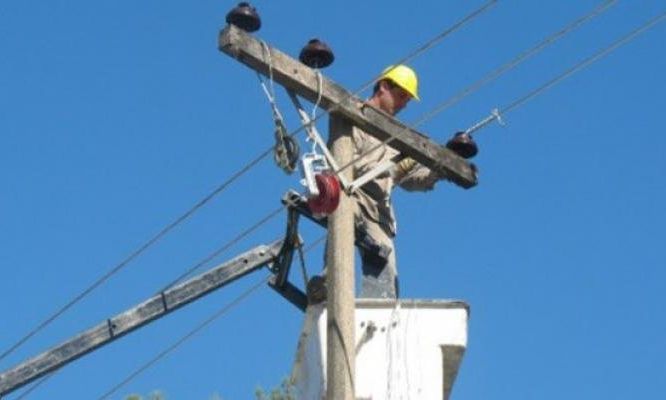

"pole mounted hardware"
[446, 132, 479, 159]
[218, 24, 478, 189]
[445, 108, 504, 159]
[446, 108, 504, 158]
[299, 153, 341, 216]
[225, 2, 261, 33]
[299, 39, 335, 69]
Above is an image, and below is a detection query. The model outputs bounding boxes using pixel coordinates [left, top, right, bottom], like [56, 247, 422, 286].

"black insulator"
[446, 131, 479, 159]
[299, 38, 335, 69]
[226, 2, 261, 32]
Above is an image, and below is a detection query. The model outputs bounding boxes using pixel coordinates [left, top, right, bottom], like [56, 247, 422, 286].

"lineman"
[310, 65, 451, 300]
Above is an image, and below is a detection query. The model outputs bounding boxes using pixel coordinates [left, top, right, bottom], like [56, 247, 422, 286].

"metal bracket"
[286, 90, 350, 189]
[347, 157, 401, 194]
[268, 204, 308, 311]
[300, 152, 329, 197]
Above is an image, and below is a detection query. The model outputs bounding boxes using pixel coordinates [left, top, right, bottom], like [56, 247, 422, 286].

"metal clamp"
[300, 153, 329, 198]
[286, 90, 350, 189]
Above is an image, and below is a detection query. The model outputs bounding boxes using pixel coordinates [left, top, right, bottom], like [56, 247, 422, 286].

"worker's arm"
[393, 157, 443, 191]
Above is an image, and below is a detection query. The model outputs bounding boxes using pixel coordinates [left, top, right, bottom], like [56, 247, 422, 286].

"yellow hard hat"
[380, 64, 420, 100]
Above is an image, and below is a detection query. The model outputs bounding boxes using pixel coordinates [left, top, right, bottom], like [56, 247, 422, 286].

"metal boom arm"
[0, 240, 284, 397]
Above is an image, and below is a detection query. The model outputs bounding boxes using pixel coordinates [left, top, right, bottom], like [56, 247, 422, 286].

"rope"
[385, 303, 401, 399]
[304, 70, 325, 155]
[0, 0, 495, 373]
[257, 41, 299, 174]
[311, 70, 324, 123]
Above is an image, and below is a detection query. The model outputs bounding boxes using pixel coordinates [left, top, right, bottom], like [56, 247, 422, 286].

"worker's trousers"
[356, 215, 398, 299]
[323, 213, 399, 299]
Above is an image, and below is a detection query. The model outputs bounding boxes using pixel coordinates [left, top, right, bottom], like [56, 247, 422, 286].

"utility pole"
[325, 115, 356, 399]
[218, 23, 477, 400]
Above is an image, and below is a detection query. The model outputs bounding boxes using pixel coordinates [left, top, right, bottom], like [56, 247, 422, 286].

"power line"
[455, 8, 666, 138]
[0, 1, 495, 364]
[414, 0, 616, 129]
[0, 205, 287, 398]
[0, 146, 272, 365]
[12, 374, 51, 400]
[5, 198, 312, 398]
[501, 10, 666, 115]
[158, 204, 286, 291]
[280, 0, 497, 145]
[334, 0, 618, 176]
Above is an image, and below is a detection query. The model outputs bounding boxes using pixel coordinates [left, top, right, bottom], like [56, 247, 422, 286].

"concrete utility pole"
[325, 115, 356, 399]
[218, 23, 477, 400]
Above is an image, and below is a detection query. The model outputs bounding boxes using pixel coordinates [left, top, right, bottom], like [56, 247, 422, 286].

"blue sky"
[1, 1, 665, 399]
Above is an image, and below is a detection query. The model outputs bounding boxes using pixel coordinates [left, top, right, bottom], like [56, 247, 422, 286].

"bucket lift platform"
[291, 299, 469, 400]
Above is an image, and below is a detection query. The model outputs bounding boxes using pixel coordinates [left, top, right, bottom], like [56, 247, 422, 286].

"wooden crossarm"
[218, 24, 478, 188]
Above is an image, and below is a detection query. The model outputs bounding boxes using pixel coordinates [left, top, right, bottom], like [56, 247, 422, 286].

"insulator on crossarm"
[226, 2, 261, 32]
[299, 38, 335, 69]
[446, 131, 479, 159]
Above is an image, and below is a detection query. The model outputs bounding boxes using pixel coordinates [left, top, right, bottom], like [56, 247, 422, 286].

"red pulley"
[307, 172, 341, 216]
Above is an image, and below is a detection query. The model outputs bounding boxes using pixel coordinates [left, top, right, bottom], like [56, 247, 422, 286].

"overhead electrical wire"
[157, 204, 286, 291]
[0, 1, 495, 365]
[96, 276, 270, 400]
[0, 146, 272, 365]
[414, 0, 616, 131]
[13, 374, 52, 400]
[334, 0, 618, 177]
[3, 205, 295, 399]
[500, 10, 666, 116]
[441, 8, 666, 140]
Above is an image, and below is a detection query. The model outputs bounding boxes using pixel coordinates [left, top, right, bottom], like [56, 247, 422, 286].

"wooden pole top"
[218, 24, 478, 189]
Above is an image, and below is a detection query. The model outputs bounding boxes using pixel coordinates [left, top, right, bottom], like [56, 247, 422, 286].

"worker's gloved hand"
[396, 157, 417, 175]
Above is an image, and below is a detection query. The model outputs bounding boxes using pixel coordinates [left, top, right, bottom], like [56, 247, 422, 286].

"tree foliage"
[125, 391, 164, 400]
[255, 378, 296, 400]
